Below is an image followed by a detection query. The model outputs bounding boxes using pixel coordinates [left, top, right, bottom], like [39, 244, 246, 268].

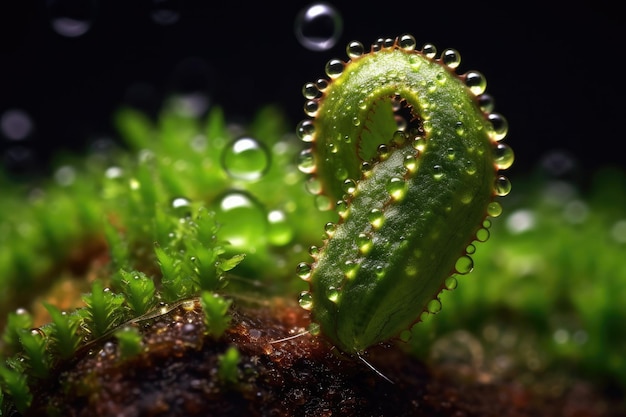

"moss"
[0, 47, 625, 416]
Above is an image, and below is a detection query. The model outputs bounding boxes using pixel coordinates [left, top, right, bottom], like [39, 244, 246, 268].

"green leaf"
[200, 292, 232, 338]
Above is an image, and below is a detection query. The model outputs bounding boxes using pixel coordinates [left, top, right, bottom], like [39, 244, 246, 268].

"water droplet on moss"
[171, 196, 192, 217]
[222, 137, 269, 181]
[214, 191, 266, 249]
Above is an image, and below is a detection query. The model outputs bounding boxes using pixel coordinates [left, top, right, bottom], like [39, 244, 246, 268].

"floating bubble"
[47, 0, 95, 37]
[294, 3, 343, 52]
[150, 0, 181, 25]
[221, 137, 270, 181]
[1, 109, 33, 141]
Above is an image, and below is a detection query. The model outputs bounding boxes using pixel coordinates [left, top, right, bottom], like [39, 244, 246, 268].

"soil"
[25, 298, 626, 417]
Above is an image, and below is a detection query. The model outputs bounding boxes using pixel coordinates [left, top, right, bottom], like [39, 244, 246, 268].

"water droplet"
[304, 100, 319, 117]
[433, 165, 444, 180]
[475, 227, 490, 242]
[464, 71, 487, 95]
[297, 148, 316, 173]
[336, 199, 349, 219]
[296, 119, 315, 142]
[325, 59, 345, 78]
[346, 41, 364, 58]
[222, 137, 270, 181]
[493, 143, 515, 170]
[1, 109, 33, 141]
[477, 94, 495, 113]
[465, 243, 476, 255]
[315, 195, 333, 211]
[487, 201, 503, 217]
[387, 177, 407, 201]
[316, 78, 329, 91]
[294, 3, 343, 52]
[368, 209, 385, 230]
[343, 260, 359, 279]
[444, 276, 458, 290]
[302, 83, 321, 100]
[47, 0, 94, 37]
[324, 222, 337, 237]
[342, 178, 356, 194]
[488, 113, 508, 141]
[422, 43, 437, 59]
[427, 298, 443, 314]
[398, 34, 416, 50]
[327, 286, 340, 303]
[494, 175, 512, 196]
[267, 210, 293, 245]
[441, 49, 461, 68]
[214, 191, 267, 249]
[305, 177, 323, 195]
[309, 245, 320, 257]
[392, 130, 407, 146]
[454, 121, 465, 136]
[455, 255, 474, 275]
[298, 291, 314, 310]
[171, 196, 191, 217]
[150, 0, 181, 25]
[403, 154, 417, 174]
[356, 233, 372, 255]
[296, 262, 313, 281]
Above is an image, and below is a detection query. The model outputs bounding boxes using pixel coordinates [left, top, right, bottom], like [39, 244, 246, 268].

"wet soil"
[26, 299, 626, 417]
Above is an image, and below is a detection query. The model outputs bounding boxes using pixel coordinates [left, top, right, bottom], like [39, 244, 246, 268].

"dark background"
[1, 1, 624, 182]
